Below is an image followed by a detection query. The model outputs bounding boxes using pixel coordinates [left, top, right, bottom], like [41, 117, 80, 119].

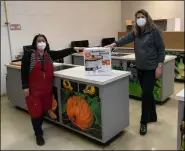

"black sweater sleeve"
[21, 51, 31, 89]
[48, 48, 77, 61]
[115, 31, 135, 47]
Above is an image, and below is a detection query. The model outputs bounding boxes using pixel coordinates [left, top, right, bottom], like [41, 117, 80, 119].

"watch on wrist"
[158, 64, 163, 68]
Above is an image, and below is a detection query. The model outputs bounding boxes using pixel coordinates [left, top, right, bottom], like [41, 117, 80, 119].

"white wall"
[1, 1, 122, 95]
[121, 1, 184, 31]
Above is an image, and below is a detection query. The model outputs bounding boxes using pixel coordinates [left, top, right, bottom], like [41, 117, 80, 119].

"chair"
[70, 40, 89, 47]
[23, 45, 32, 54]
[101, 37, 115, 47]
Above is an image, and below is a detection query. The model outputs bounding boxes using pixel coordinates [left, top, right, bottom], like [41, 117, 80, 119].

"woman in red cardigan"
[21, 34, 83, 146]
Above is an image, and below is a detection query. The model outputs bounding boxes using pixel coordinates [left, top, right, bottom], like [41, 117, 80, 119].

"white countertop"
[119, 54, 177, 62]
[112, 47, 184, 52]
[54, 66, 131, 85]
[115, 47, 184, 52]
[176, 89, 184, 102]
[5, 64, 21, 69]
[72, 53, 84, 57]
[71, 52, 133, 57]
[166, 48, 184, 52]
[72, 53, 176, 62]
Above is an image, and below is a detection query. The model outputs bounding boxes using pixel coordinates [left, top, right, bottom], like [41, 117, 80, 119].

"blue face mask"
[136, 18, 146, 27]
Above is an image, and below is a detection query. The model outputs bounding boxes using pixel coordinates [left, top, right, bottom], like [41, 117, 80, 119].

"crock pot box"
[83, 47, 112, 76]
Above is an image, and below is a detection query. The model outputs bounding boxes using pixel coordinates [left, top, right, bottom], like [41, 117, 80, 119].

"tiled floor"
[1, 82, 184, 150]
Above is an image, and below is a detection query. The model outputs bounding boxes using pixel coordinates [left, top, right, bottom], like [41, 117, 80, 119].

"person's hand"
[104, 42, 116, 48]
[74, 47, 85, 53]
[23, 88, 29, 98]
[155, 66, 162, 78]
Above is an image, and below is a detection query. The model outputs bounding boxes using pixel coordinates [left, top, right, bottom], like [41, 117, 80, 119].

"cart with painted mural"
[112, 59, 162, 101]
[111, 54, 176, 103]
[165, 51, 184, 81]
[53, 66, 130, 143]
[126, 61, 162, 101]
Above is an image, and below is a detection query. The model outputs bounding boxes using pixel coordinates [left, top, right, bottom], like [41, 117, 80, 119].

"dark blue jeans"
[31, 113, 45, 136]
[137, 69, 156, 125]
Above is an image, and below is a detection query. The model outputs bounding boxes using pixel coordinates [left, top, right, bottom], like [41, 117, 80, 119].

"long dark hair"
[133, 9, 156, 36]
[31, 34, 50, 51]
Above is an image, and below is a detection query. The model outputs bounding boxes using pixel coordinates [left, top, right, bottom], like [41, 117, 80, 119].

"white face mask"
[136, 18, 146, 27]
[37, 42, 46, 50]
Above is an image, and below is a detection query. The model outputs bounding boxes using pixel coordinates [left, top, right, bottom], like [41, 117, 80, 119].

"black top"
[116, 27, 165, 70]
[21, 48, 76, 89]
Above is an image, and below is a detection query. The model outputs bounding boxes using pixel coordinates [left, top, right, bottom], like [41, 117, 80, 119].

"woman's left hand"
[74, 47, 84, 53]
[155, 66, 162, 78]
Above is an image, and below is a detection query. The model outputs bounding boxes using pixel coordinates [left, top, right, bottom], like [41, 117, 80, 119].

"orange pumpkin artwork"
[48, 95, 57, 119]
[66, 96, 94, 130]
[52, 96, 57, 111]
[48, 110, 57, 119]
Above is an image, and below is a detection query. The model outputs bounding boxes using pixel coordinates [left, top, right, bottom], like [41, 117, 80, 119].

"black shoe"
[36, 136, 45, 146]
[148, 112, 157, 123]
[140, 124, 147, 136]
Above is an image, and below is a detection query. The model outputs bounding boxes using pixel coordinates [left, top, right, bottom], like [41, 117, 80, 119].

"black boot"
[148, 111, 157, 123]
[140, 124, 147, 136]
[36, 136, 45, 146]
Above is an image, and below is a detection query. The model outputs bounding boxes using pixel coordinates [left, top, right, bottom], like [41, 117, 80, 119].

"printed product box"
[84, 47, 112, 75]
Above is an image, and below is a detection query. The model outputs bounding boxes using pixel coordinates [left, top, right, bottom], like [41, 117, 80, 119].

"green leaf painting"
[112, 65, 161, 100]
[62, 103, 66, 113]
[153, 87, 160, 100]
[182, 136, 185, 150]
[129, 78, 161, 100]
[112, 65, 123, 71]
[61, 88, 70, 101]
[129, 81, 142, 97]
[77, 93, 86, 100]
[76, 93, 101, 126]
[90, 97, 101, 126]
[168, 51, 184, 80]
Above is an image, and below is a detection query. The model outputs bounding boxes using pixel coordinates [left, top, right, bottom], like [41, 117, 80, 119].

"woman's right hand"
[104, 42, 116, 48]
[23, 88, 29, 97]
[74, 47, 85, 53]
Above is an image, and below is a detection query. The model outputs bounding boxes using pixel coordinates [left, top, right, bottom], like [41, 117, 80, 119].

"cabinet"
[167, 18, 181, 31]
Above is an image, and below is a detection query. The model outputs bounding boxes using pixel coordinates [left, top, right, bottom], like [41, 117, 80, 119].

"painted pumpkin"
[48, 110, 57, 119]
[66, 96, 94, 130]
[52, 96, 57, 111]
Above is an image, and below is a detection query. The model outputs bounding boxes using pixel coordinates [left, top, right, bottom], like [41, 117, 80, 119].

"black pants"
[137, 69, 156, 125]
[31, 113, 45, 136]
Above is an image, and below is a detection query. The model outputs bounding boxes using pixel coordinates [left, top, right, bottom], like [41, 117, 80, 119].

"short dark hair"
[133, 9, 156, 36]
[31, 34, 50, 51]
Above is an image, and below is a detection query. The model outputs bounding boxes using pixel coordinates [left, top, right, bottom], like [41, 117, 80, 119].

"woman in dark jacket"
[106, 9, 165, 136]
[21, 34, 83, 145]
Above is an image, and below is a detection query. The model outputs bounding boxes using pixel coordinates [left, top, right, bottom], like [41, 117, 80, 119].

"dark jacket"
[21, 48, 76, 89]
[116, 27, 165, 70]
